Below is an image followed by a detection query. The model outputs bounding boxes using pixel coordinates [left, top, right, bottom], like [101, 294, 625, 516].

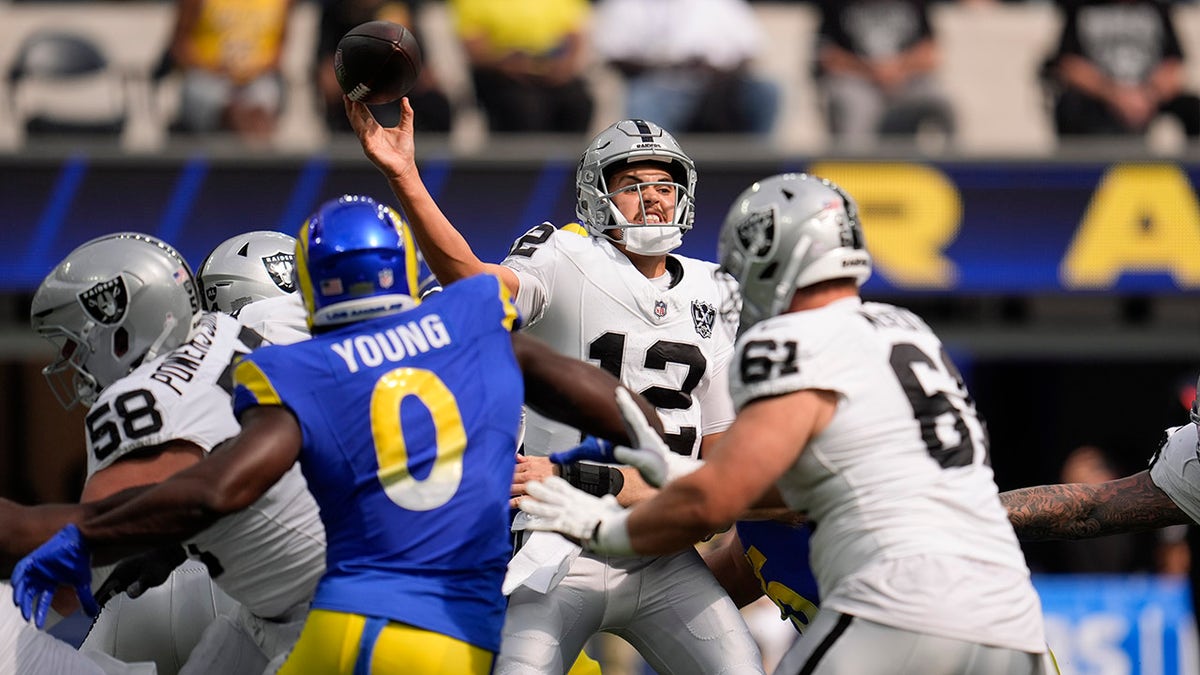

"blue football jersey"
[736, 520, 821, 634]
[232, 274, 523, 652]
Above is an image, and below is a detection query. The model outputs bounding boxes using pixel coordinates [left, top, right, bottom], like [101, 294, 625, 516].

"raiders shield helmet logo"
[79, 277, 128, 325]
[691, 300, 716, 338]
[262, 252, 296, 292]
[736, 208, 776, 259]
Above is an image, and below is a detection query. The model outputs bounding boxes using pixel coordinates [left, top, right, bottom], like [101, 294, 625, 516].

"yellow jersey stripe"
[234, 359, 283, 406]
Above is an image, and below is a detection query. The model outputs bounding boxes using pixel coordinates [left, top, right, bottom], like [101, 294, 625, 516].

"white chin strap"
[611, 195, 682, 256]
[622, 226, 683, 256]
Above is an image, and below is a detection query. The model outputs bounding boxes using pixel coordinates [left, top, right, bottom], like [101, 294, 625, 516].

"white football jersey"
[503, 224, 737, 458]
[1150, 422, 1200, 520]
[730, 297, 1045, 653]
[235, 294, 309, 347]
[83, 311, 325, 619]
[85, 312, 244, 477]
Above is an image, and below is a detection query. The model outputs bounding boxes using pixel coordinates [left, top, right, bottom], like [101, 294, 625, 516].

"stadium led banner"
[1, 157, 1198, 293]
[1034, 574, 1197, 675]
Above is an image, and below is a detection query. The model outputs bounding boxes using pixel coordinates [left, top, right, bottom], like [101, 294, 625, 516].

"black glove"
[95, 544, 187, 606]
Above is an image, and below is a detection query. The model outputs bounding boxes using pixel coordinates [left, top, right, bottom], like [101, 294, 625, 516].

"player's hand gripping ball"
[335, 20, 423, 105]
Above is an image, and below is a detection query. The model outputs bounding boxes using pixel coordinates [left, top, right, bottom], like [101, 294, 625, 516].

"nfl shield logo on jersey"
[79, 277, 128, 325]
[262, 252, 296, 292]
[691, 300, 716, 338]
[654, 300, 667, 318]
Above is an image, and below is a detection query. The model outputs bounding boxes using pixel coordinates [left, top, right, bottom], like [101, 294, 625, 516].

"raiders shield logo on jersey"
[262, 252, 296, 292]
[691, 300, 716, 338]
[79, 277, 128, 325]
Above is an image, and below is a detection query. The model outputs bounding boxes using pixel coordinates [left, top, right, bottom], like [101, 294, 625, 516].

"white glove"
[519, 476, 634, 555]
[613, 387, 703, 487]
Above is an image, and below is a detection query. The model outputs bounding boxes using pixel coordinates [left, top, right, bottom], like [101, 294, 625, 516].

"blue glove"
[12, 524, 101, 627]
[549, 436, 617, 466]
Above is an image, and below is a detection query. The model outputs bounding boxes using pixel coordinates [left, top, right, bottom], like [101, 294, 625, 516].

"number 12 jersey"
[503, 224, 737, 458]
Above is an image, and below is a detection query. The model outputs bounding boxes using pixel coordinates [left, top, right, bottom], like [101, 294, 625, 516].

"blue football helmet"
[297, 195, 435, 329]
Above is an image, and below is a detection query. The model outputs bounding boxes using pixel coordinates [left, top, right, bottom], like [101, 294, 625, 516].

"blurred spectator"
[592, 0, 780, 136]
[813, 0, 955, 148]
[1047, 0, 1200, 141]
[316, 0, 452, 133]
[1157, 524, 1189, 575]
[1049, 445, 1149, 573]
[164, 0, 294, 142]
[448, 0, 594, 133]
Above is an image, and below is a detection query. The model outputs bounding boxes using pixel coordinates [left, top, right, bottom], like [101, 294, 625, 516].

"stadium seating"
[0, 1, 1198, 155]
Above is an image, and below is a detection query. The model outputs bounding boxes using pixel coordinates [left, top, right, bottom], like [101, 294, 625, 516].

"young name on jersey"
[329, 314, 452, 373]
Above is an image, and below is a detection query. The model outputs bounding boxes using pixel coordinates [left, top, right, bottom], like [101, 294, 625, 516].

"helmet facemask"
[38, 324, 101, 409]
[597, 168, 694, 256]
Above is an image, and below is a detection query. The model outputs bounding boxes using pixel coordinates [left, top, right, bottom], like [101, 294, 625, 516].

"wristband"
[561, 461, 625, 497]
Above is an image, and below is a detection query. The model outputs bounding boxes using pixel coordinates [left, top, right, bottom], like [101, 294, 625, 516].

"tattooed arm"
[1001, 470, 1193, 540]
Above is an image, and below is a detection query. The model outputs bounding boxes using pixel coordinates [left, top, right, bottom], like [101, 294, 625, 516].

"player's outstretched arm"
[345, 96, 518, 293]
[0, 499, 89, 575]
[1001, 470, 1192, 540]
[71, 406, 303, 565]
[513, 332, 662, 445]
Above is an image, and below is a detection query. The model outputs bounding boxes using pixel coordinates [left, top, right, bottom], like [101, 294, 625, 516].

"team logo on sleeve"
[79, 277, 128, 325]
[262, 252, 296, 292]
[691, 300, 716, 338]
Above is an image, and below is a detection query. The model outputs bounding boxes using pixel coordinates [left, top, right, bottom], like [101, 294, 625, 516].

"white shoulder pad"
[84, 313, 246, 477]
[501, 223, 563, 273]
[1150, 423, 1200, 523]
[237, 294, 310, 346]
[502, 224, 579, 329]
[729, 309, 859, 411]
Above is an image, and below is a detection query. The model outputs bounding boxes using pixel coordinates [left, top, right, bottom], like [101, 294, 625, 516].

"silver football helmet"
[31, 232, 201, 408]
[197, 230, 297, 316]
[575, 119, 697, 249]
[718, 173, 871, 329]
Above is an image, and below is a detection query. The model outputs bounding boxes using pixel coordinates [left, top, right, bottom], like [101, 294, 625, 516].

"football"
[334, 21, 422, 106]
